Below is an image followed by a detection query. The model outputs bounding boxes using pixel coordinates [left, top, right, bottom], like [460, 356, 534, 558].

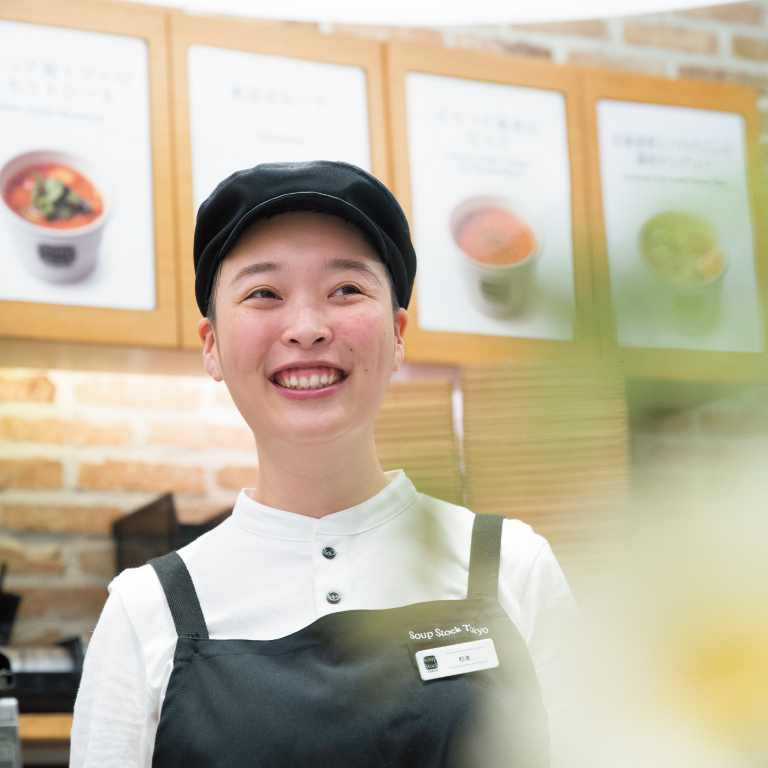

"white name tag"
[415, 638, 499, 681]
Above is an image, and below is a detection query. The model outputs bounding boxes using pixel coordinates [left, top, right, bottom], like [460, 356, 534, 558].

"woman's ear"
[198, 317, 224, 382]
[392, 308, 409, 373]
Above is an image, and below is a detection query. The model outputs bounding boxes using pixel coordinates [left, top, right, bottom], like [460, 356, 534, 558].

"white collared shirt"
[71, 471, 580, 768]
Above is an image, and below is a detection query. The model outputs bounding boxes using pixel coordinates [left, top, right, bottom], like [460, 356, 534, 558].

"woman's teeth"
[275, 370, 343, 390]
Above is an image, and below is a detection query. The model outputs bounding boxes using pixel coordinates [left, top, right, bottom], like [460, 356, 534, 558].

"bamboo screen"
[375, 378, 463, 506]
[462, 361, 629, 587]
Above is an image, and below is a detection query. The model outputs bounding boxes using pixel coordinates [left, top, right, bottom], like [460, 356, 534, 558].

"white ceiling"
[124, 0, 742, 26]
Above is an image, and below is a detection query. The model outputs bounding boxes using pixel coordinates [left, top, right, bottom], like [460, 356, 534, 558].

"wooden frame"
[386, 41, 596, 365]
[170, 14, 390, 348]
[583, 69, 768, 381]
[0, 0, 177, 346]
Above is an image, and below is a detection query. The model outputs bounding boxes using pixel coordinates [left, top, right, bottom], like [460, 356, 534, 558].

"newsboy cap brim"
[193, 161, 417, 316]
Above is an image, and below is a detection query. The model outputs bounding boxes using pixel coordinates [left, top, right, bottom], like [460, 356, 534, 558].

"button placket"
[313, 535, 349, 614]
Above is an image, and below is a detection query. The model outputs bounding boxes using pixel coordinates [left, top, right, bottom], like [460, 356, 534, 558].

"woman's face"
[198, 211, 408, 448]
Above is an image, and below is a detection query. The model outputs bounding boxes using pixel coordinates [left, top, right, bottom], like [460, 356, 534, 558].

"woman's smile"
[270, 365, 349, 399]
[271, 365, 347, 390]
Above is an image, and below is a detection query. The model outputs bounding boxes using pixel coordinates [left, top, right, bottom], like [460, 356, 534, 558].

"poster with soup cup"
[0, 19, 155, 310]
[597, 100, 763, 352]
[187, 46, 371, 211]
[405, 73, 575, 341]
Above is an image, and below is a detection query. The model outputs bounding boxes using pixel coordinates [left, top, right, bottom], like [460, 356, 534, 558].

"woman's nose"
[281, 307, 332, 348]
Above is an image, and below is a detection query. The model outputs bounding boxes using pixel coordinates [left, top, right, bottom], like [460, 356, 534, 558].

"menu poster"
[598, 100, 764, 352]
[405, 73, 575, 341]
[188, 46, 371, 210]
[0, 20, 155, 310]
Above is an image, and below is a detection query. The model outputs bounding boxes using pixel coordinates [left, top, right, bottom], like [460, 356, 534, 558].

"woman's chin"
[274, 412, 355, 445]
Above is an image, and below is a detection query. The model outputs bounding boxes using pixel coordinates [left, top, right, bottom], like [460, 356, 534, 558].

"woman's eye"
[332, 285, 362, 297]
[249, 288, 279, 300]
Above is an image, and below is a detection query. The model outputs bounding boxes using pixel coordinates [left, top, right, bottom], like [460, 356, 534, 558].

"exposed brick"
[0, 459, 61, 490]
[79, 546, 116, 578]
[733, 35, 768, 61]
[0, 373, 55, 402]
[175, 498, 234, 524]
[624, 24, 718, 54]
[216, 465, 259, 490]
[0, 537, 64, 575]
[78, 461, 205, 494]
[501, 42, 552, 59]
[2, 504, 124, 535]
[679, 65, 768, 94]
[0, 417, 132, 446]
[699, 410, 768, 436]
[75, 379, 200, 410]
[452, 34, 551, 59]
[567, 50, 667, 76]
[16, 587, 108, 619]
[512, 19, 606, 37]
[147, 423, 253, 450]
[682, 2, 763, 24]
[452, 34, 509, 54]
[332, 24, 441, 43]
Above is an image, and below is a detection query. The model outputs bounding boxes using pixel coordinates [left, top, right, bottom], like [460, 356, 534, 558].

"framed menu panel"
[0, 0, 176, 345]
[387, 42, 595, 364]
[171, 14, 388, 347]
[584, 70, 768, 380]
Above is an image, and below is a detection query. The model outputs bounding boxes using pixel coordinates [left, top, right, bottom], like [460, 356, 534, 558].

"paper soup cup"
[450, 196, 542, 318]
[0, 150, 111, 283]
[638, 211, 728, 335]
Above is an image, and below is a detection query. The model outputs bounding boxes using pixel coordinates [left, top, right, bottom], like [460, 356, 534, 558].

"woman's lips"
[272, 366, 346, 391]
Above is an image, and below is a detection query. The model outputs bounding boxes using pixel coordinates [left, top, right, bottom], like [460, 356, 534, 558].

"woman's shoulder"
[414, 490, 547, 555]
[110, 561, 161, 599]
[109, 562, 171, 632]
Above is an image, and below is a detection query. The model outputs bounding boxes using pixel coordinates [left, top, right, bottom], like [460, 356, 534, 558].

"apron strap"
[149, 551, 210, 640]
[466, 514, 504, 600]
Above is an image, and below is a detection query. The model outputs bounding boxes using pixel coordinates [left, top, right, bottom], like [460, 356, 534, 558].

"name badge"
[415, 638, 499, 681]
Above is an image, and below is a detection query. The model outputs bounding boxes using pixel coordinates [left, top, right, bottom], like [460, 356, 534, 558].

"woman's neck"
[249, 435, 390, 518]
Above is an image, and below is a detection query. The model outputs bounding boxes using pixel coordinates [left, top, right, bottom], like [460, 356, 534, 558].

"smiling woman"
[70, 161, 579, 768]
[198, 210, 406, 465]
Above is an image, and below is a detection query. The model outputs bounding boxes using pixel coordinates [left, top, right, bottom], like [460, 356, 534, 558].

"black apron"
[149, 514, 550, 768]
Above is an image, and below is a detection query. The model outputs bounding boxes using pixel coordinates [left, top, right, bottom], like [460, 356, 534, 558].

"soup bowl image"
[449, 196, 542, 319]
[0, 150, 111, 283]
[639, 210, 728, 334]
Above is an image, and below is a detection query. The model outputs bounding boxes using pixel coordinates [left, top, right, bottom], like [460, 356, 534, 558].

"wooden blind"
[462, 361, 629, 588]
[375, 378, 463, 506]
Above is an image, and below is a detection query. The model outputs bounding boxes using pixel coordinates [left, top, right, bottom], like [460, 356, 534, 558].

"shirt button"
[322, 547, 337, 559]
[326, 591, 341, 604]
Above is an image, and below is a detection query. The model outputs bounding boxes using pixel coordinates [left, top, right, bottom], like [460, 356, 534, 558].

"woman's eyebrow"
[229, 261, 280, 287]
[327, 258, 382, 285]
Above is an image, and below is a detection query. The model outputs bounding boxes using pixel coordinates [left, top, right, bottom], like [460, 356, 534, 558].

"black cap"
[193, 160, 417, 316]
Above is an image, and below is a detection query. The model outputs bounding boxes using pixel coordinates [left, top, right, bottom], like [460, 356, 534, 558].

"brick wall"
[0, 369, 255, 645]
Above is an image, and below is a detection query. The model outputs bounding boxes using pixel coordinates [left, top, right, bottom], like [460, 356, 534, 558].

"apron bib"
[150, 515, 550, 768]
